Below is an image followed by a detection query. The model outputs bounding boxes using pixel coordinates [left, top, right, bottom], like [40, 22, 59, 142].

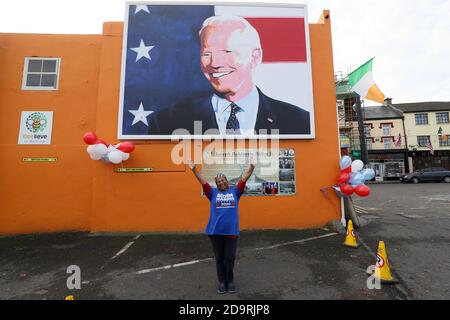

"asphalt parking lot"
[0, 183, 448, 300]
[355, 182, 450, 299]
[0, 229, 401, 300]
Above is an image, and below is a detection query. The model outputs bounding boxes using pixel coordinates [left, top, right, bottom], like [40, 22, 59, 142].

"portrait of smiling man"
[148, 15, 311, 136]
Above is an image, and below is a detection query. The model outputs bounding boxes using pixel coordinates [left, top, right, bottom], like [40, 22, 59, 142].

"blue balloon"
[339, 156, 352, 170]
[349, 172, 365, 186]
[361, 168, 375, 181]
[101, 152, 111, 163]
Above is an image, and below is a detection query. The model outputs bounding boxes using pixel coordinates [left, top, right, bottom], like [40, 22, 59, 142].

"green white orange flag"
[439, 127, 448, 142]
[348, 58, 385, 104]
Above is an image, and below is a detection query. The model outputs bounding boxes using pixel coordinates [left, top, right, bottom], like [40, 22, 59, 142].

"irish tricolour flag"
[348, 58, 385, 104]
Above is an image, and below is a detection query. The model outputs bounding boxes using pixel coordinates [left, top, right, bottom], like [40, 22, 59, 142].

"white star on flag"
[135, 5, 150, 14]
[129, 102, 154, 126]
[130, 39, 155, 62]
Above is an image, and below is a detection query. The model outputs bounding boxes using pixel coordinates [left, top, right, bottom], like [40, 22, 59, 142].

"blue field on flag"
[122, 5, 215, 136]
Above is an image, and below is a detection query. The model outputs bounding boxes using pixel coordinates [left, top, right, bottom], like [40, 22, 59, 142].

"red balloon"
[95, 139, 108, 146]
[354, 184, 371, 197]
[340, 184, 354, 196]
[342, 166, 352, 174]
[337, 172, 351, 185]
[117, 141, 135, 153]
[83, 132, 98, 145]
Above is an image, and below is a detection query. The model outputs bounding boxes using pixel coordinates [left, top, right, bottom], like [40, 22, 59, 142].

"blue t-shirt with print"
[204, 183, 244, 236]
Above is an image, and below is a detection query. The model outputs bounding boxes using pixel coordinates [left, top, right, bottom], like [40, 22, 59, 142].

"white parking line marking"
[111, 235, 141, 260]
[136, 258, 213, 275]
[252, 233, 337, 251]
[135, 232, 338, 275]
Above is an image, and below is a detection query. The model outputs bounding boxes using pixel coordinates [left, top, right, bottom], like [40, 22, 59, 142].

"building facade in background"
[361, 99, 408, 181]
[335, 74, 450, 181]
[395, 102, 450, 171]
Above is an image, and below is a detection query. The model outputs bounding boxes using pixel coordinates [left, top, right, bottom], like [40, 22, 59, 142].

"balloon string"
[320, 185, 336, 199]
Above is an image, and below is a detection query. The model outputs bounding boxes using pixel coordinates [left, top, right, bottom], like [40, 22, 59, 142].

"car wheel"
[444, 176, 450, 183]
[411, 177, 419, 184]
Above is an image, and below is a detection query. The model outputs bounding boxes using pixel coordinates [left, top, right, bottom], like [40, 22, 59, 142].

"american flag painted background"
[118, 3, 315, 139]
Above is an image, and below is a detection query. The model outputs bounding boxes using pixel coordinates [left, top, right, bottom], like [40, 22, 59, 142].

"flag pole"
[355, 94, 369, 165]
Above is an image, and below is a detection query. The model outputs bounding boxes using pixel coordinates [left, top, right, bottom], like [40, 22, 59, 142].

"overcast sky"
[1, 0, 449, 105]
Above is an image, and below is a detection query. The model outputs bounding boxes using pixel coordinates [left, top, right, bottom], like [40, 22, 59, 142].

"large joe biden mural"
[118, 3, 316, 139]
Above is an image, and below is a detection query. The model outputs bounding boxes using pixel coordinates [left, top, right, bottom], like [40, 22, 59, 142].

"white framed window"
[366, 138, 373, 150]
[22, 57, 61, 90]
[439, 135, 450, 147]
[417, 135, 430, 147]
[415, 113, 428, 125]
[382, 123, 391, 136]
[436, 112, 449, 124]
[383, 138, 393, 150]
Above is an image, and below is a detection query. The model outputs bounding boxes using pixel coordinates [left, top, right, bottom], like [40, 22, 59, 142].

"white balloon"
[108, 151, 123, 164]
[121, 152, 130, 161]
[351, 160, 364, 172]
[87, 145, 96, 155]
[89, 153, 102, 160]
[94, 144, 108, 156]
[107, 145, 117, 152]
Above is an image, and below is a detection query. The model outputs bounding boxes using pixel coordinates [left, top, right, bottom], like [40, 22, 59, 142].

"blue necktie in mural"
[226, 103, 241, 134]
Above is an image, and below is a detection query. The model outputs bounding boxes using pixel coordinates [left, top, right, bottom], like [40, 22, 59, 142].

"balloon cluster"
[83, 132, 135, 164]
[336, 156, 375, 197]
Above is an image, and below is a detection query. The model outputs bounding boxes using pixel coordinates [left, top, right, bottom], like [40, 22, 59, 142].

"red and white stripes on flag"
[426, 140, 434, 155]
[394, 133, 402, 148]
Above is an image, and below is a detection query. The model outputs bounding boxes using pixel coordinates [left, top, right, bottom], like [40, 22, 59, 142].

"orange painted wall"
[0, 34, 102, 234]
[0, 11, 340, 235]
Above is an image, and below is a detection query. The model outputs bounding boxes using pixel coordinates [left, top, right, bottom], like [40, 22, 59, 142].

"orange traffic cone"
[343, 220, 359, 248]
[372, 241, 398, 284]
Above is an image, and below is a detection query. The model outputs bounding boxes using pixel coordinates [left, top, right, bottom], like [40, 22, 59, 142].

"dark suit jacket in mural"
[148, 88, 311, 135]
